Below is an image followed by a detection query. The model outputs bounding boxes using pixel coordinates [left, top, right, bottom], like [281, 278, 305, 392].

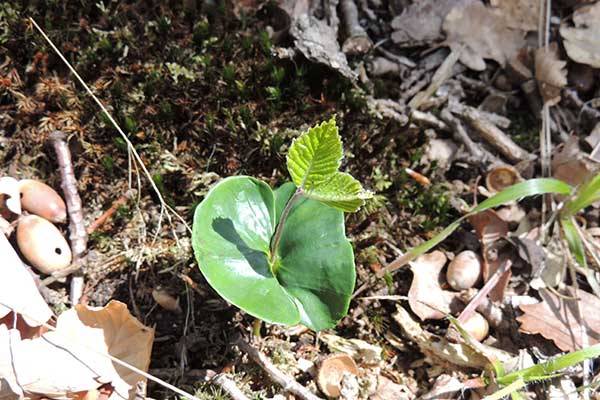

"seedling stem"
[270, 187, 304, 268]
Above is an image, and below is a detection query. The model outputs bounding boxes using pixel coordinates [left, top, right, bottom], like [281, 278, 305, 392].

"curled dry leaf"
[392, 305, 510, 369]
[0, 300, 154, 400]
[552, 136, 597, 187]
[408, 251, 459, 320]
[443, 2, 526, 71]
[371, 375, 412, 400]
[560, 2, 600, 68]
[290, 14, 356, 80]
[0, 232, 52, 328]
[468, 210, 511, 301]
[0, 176, 21, 216]
[517, 287, 600, 352]
[320, 333, 382, 364]
[535, 43, 567, 106]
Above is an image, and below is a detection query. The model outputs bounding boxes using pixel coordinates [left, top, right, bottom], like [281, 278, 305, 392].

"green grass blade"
[473, 178, 572, 213]
[483, 379, 527, 400]
[497, 343, 600, 386]
[567, 174, 600, 214]
[560, 216, 600, 297]
[390, 178, 572, 269]
[561, 216, 588, 269]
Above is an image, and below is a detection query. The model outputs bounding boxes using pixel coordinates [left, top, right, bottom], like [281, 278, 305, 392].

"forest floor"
[1, 1, 600, 399]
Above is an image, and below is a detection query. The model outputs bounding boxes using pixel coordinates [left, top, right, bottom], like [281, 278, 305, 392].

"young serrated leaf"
[286, 118, 342, 190]
[305, 172, 373, 213]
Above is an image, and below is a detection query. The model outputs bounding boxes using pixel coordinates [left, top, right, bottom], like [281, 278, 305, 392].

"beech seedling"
[192, 118, 372, 331]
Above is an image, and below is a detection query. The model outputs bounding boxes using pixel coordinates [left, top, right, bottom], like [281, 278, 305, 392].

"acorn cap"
[485, 165, 521, 193]
[17, 215, 71, 274]
[317, 353, 359, 398]
[18, 179, 67, 223]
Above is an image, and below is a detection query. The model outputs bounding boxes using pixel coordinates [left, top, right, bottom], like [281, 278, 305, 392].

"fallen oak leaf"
[408, 251, 460, 320]
[0, 300, 154, 400]
[535, 43, 567, 106]
[560, 2, 600, 68]
[517, 287, 600, 352]
[442, 1, 526, 71]
[0, 231, 52, 328]
[489, 0, 539, 31]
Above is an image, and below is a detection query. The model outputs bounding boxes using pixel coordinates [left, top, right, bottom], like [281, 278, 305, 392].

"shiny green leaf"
[192, 177, 355, 331]
[286, 117, 342, 190]
[305, 172, 373, 212]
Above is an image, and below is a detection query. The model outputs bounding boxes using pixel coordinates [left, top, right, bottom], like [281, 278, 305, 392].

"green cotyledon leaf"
[192, 177, 355, 331]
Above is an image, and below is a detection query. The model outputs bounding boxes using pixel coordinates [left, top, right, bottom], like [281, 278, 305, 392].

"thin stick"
[87, 192, 133, 235]
[457, 259, 512, 324]
[212, 374, 251, 400]
[49, 131, 87, 261]
[234, 336, 323, 400]
[29, 18, 191, 235]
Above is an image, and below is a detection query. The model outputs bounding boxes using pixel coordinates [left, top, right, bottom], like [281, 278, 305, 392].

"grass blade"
[497, 343, 600, 386]
[384, 178, 572, 273]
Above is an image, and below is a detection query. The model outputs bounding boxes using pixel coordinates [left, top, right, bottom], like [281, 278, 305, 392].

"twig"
[440, 109, 500, 164]
[49, 131, 87, 261]
[447, 102, 512, 130]
[457, 260, 512, 324]
[234, 336, 323, 400]
[87, 191, 134, 234]
[409, 46, 463, 110]
[450, 103, 533, 163]
[410, 110, 449, 132]
[375, 46, 416, 68]
[340, 0, 372, 55]
[367, 57, 404, 77]
[213, 374, 252, 400]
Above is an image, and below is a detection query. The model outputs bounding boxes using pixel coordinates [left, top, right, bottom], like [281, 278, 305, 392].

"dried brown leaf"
[408, 251, 459, 320]
[535, 43, 567, 106]
[489, 0, 539, 31]
[0, 233, 52, 328]
[560, 2, 600, 68]
[517, 287, 600, 352]
[552, 136, 597, 187]
[468, 210, 511, 301]
[0, 301, 154, 400]
[391, 0, 468, 45]
[443, 2, 526, 71]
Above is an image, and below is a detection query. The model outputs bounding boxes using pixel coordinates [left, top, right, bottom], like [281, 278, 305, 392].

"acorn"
[18, 179, 67, 223]
[446, 250, 482, 291]
[485, 165, 521, 194]
[17, 215, 71, 274]
[461, 312, 489, 342]
[317, 354, 359, 398]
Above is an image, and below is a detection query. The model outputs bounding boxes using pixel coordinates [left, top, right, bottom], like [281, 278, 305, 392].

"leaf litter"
[3, 0, 600, 398]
